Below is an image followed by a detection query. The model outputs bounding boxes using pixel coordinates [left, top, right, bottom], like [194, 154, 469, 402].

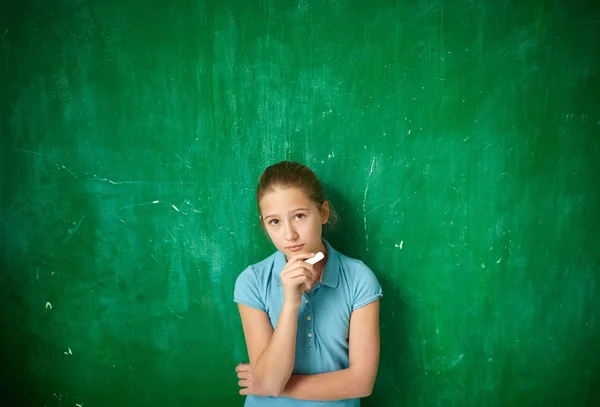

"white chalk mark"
[395, 241, 404, 250]
[496, 257, 502, 264]
[115, 214, 126, 224]
[130, 200, 180, 213]
[481, 263, 485, 269]
[151, 254, 160, 264]
[60, 165, 78, 178]
[45, 302, 52, 309]
[179, 199, 201, 215]
[93, 174, 117, 184]
[64, 347, 72, 355]
[363, 157, 377, 248]
[36, 266, 40, 284]
[76, 404, 83, 407]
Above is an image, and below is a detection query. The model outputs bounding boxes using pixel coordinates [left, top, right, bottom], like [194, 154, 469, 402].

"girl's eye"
[269, 219, 280, 226]
[294, 213, 306, 220]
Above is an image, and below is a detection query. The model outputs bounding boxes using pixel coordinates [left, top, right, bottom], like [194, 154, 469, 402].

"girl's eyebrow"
[263, 208, 311, 220]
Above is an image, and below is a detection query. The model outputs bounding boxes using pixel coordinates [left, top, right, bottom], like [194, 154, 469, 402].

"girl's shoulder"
[335, 249, 374, 274]
[235, 250, 281, 286]
[334, 249, 381, 287]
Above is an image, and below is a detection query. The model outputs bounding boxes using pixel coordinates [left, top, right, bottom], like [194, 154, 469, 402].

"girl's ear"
[320, 201, 330, 224]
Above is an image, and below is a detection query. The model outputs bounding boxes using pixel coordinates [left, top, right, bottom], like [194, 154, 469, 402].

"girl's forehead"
[259, 187, 315, 211]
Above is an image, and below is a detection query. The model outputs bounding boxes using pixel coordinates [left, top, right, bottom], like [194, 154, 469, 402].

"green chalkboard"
[1, 0, 599, 406]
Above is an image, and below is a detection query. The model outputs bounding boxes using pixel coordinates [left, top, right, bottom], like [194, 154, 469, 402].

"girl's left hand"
[236, 363, 271, 397]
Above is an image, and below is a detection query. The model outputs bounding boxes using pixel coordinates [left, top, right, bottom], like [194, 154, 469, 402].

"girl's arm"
[237, 302, 299, 397]
[237, 253, 317, 397]
[280, 299, 380, 400]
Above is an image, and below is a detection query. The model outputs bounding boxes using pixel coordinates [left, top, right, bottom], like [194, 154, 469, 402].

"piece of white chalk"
[305, 252, 324, 265]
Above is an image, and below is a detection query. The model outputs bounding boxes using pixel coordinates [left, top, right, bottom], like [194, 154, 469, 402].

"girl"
[234, 161, 382, 406]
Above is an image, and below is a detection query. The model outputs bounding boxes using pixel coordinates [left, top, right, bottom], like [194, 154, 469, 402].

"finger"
[285, 268, 315, 282]
[290, 275, 312, 289]
[282, 264, 315, 278]
[240, 388, 249, 395]
[238, 379, 250, 387]
[235, 363, 250, 372]
[284, 252, 316, 266]
[237, 371, 250, 379]
[285, 272, 312, 286]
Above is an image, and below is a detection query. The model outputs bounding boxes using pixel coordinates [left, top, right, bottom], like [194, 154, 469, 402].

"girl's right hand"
[280, 252, 317, 307]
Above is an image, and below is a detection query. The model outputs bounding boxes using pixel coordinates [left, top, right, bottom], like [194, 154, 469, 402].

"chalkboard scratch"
[12, 148, 57, 159]
[12, 130, 20, 148]
[426, 353, 465, 372]
[59, 164, 78, 178]
[117, 201, 156, 211]
[389, 197, 402, 208]
[174, 153, 192, 168]
[165, 226, 177, 242]
[7, 197, 43, 221]
[167, 305, 184, 319]
[363, 157, 377, 247]
[56, 216, 84, 251]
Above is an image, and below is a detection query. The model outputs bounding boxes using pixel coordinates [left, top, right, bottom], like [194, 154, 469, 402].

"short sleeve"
[233, 266, 266, 311]
[352, 262, 383, 310]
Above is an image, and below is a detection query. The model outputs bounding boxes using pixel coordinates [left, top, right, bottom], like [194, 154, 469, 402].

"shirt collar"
[273, 238, 339, 288]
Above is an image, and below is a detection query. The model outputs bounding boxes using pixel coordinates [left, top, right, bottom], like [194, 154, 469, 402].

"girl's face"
[259, 186, 329, 259]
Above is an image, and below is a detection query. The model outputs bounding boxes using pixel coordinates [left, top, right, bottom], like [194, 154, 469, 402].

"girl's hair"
[256, 161, 338, 227]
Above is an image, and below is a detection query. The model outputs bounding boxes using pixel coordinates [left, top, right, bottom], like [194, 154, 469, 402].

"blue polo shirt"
[233, 239, 383, 406]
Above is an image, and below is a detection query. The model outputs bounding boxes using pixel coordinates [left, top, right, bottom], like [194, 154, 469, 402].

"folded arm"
[237, 302, 300, 396]
[282, 299, 380, 400]
[238, 299, 380, 400]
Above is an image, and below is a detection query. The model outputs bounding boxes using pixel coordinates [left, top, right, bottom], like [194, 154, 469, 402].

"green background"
[1, 0, 599, 406]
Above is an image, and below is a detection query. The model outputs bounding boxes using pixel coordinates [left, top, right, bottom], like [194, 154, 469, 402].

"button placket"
[304, 294, 315, 349]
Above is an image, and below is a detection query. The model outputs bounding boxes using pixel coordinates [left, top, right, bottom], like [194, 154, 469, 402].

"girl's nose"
[284, 223, 298, 241]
